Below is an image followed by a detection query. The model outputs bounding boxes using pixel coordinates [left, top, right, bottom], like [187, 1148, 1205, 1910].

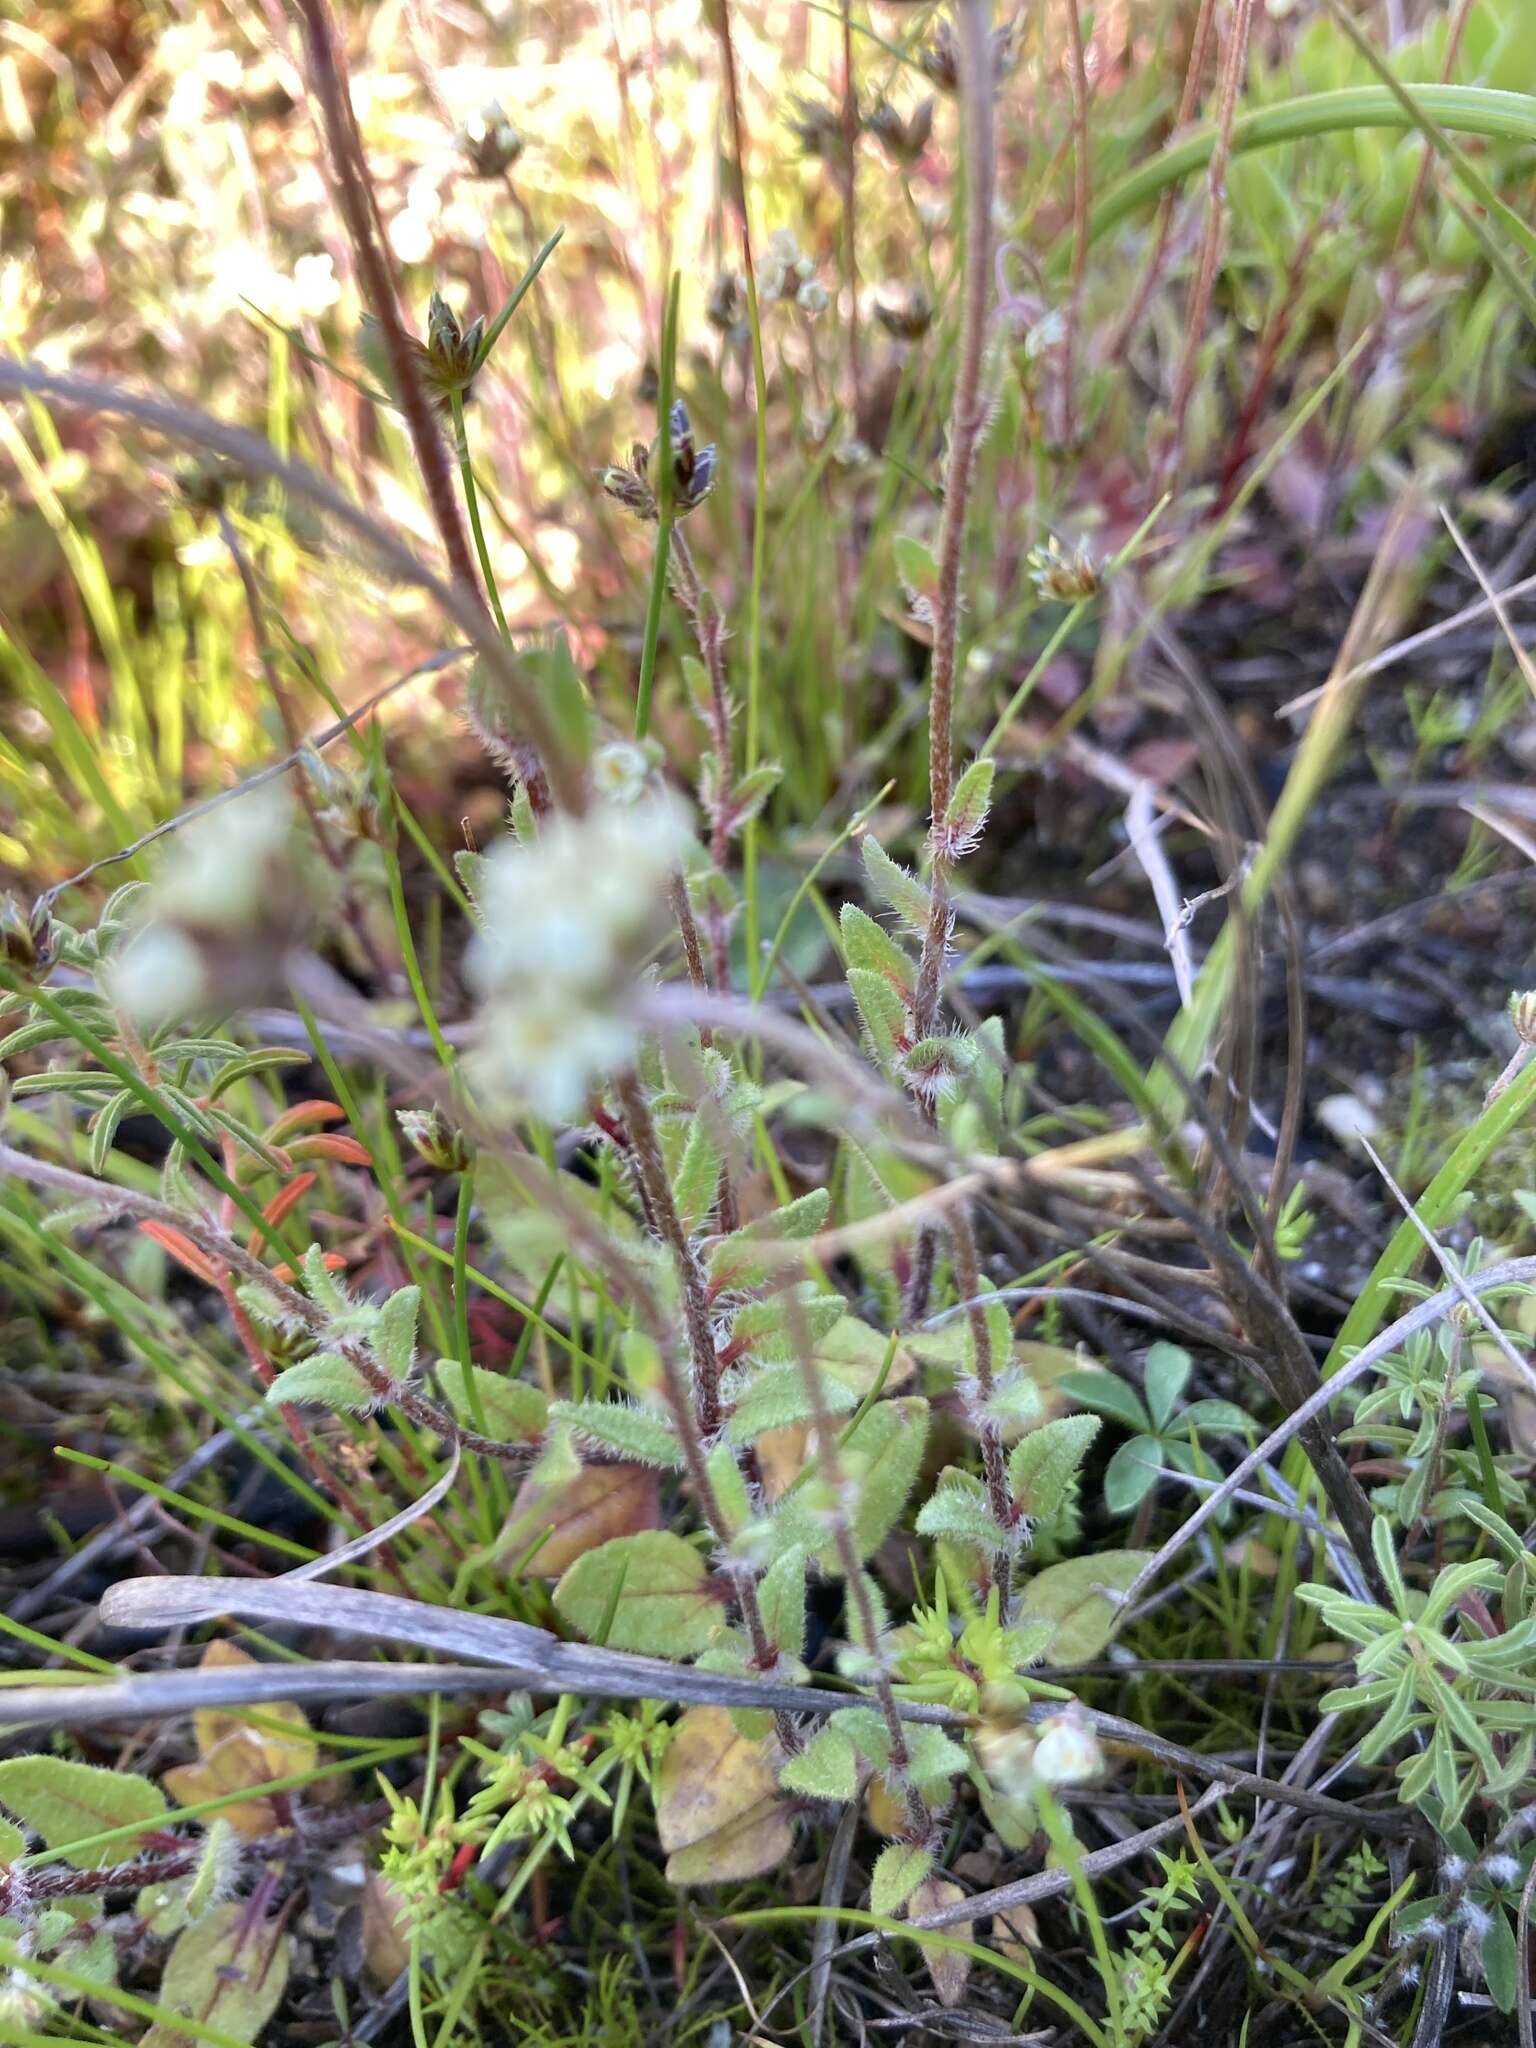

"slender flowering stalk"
[913, 0, 995, 1047]
[906, 0, 996, 1302]
[294, 0, 480, 601]
[451, 387, 512, 644]
[669, 527, 737, 990]
[899, 1, 1015, 1604]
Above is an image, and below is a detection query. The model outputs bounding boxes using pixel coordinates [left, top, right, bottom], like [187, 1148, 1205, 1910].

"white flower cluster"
[465, 795, 692, 1122]
[756, 229, 829, 317]
[111, 784, 302, 1027]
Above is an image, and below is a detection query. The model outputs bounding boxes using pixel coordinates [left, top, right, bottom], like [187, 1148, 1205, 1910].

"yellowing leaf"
[993, 1901, 1040, 1958]
[164, 1643, 316, 1840]
[655, 1706, 793, 1885]
[908, 1876, 972, 2006]
[0, 1755, 167, 1869]
[141, 1902, 290, 2048]
[755, 1423, 809, 1501]
[553, 1531, 727, 1657]
[501, 1459, 659, 1576]
[361, 1872, 411, 1988]
[1015, 1550, 1151, 1664]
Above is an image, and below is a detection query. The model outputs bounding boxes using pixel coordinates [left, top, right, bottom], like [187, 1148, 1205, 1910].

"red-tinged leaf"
[272, 1249, 348, 1285]
[287, 1133, 374, 1166]
[139, 1221, 222, 1286]
[246, 1172, 316, 1253]
[265, 1100, 348, 1143]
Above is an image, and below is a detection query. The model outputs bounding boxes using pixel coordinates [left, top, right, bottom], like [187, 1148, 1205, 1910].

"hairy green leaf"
[550, 1398, 685, 1470]
[0, 1756, 167, 1869]
[1007, 1415, 1101, 1521]
[267, 1351, 377, 1414]
[554, 1531, 726, 1657]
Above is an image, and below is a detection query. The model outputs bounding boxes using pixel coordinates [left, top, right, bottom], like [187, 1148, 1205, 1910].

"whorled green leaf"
[1057, 1367, 1150, 1434]
[1007, 1414, 1101, 1522]
[1142, 1342, 1192, 1431]
[89, 1090, 135, 1175]
[266, 1351, 377, 1415]
[1103, 1434, 1163, 1514]
[553, 1531, 726, 1657]
[550, 1398, 684, 1470]
[1177, 1399, 1254, 1433]
[433, 1361, 548, 1443]
[1484, 1904, 1519, 2013]
[1015, 1550, 1152, 1664]
[0, 1756, 168, 1869]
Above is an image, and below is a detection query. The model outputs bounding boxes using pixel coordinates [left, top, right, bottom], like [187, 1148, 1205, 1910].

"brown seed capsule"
[875, 287, 934, 341]
[865, 97, 935, 166]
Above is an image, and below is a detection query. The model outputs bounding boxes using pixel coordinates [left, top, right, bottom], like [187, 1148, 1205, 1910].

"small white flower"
[474, 987, 637, 1123]
[768, 227, 800, 263]
[796, 279, 829, 316]
[1441, 1854, 1467, 1884]
[109, 785, 301, 1026]
[153, 783, 295, 930]
[1460, 1899, 1493, 1937]
[591, 741, 650, 806]
[1031, 1711, 1103, 1787]
[1484, 1853, 1522, 1886]
[465, 794, 693, 1120]
[111, 925, 209, 1029]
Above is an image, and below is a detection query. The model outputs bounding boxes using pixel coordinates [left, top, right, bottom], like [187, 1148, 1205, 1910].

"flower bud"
[458, 101, 523, 178]
[1031, 1709, 1103, 1787]
[397, 1108, 474, 1174]
[1510, 991, 1536, 1046]
[0, 895, 49, 977]
[1028, 535, 1099, 603]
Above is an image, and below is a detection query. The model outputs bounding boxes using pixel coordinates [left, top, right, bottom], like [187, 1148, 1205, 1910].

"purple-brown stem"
[783, 1293, 932, 1841]
[612, 1073, 778, 1685]
[294, 0, 481, 600]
